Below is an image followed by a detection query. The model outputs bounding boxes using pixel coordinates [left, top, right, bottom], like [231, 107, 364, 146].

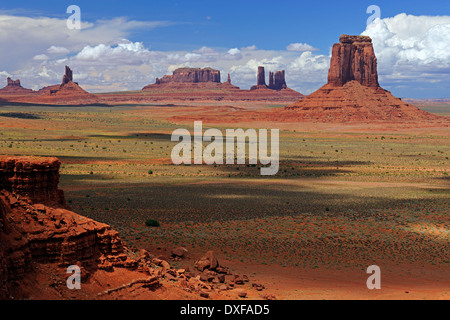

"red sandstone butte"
[153, 67, 221, 85]
[285, 34, 439, 122]
[142, 67, 241, 93]
[62, 65, 73, 85]
[274, 70, 287, 90]
[251, 66, 289, 91]
[328, 35, 379, 88]
[21, 66, 98, 105]
[0, 77, 34, 95]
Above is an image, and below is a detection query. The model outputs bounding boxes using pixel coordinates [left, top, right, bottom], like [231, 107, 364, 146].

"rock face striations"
[328, 35, 379, 88]
[0, 157, 66, 207]
[250, 66, 288, 91]
[0, 156, 136, 299]
[285, 35, 437, 122]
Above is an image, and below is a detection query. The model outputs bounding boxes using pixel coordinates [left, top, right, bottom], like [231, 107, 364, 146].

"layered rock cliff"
[0, 156, 135, 299]
[0, 157, 66, 207]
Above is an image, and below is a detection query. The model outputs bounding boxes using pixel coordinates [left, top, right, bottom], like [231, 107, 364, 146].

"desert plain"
[0, 98, 448, 300]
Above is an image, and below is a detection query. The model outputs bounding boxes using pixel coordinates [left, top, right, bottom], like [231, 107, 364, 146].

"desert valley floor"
[0, 101, 448, 300]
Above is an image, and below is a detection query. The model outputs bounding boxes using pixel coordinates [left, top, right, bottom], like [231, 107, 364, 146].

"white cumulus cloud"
[47, 46, 70, 55]
[286, 43, 318, 52]
[362, 13, 450, 92]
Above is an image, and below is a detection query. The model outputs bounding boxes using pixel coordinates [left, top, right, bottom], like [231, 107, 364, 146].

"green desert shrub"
[145, 219, 160, 227]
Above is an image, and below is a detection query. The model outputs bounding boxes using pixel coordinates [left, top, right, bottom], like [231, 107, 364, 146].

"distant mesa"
[285, 35, 437, 121]
[142, 66, 303, 102]
[156, 67, 220, 84]
[0, 77, 34, 95]
[143, 67, 240, 90]
[250, 66, 288, 91]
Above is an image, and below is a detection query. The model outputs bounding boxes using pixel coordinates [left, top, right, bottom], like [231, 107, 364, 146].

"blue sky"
[0, 0, 449, 97]
[3, 0, 448, 53]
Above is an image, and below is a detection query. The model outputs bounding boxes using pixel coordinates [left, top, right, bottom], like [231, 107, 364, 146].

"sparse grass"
[0, 103, 448, 272]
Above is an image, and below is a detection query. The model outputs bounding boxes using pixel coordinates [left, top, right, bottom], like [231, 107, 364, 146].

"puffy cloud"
[47, 46, 70, 55]
[362, 13, 450, 92]
[229, 56, 285, 87]
[286, 43, 318, 52]
[75, 41, 152, 65]
[1, 12, 449, 97]
[0, 71, 12, 79]
[227, 48, 241, 55]
[193, 46, 219, 55]
[224, 48, 242, 60]
[33, 54, 49, 61]
[287, 51, 330, 94]
[241, 45, 257, 51]
[0, 14, 173, 70]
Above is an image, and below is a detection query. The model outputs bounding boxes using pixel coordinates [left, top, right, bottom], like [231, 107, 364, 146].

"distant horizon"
[0, 0, 449, 99]
[2, 65, 450, 101]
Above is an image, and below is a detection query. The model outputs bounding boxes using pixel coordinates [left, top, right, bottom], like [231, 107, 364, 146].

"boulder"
[194, 250, 219, 271]
[171, 246, 188, 259]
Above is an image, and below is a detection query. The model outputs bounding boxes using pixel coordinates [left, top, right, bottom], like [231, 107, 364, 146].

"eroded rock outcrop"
[0, 157, 66, 207]
[251, 67, 290, 91]
[285, 34, 438, 121]
[36, 66, 95, 102]
[0, 156, 136, 298]
[7, 78, 21, 87]
[62, 66, 73, 85]
[257, 66, 266, 87]
[274, 70, 287, 90]
[143, 67, 243, 92]
[328, 35, 379, 88]
[268, 72, 274, 88]
[0, 78, 34, 95]
[154, 67, 221, 84]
